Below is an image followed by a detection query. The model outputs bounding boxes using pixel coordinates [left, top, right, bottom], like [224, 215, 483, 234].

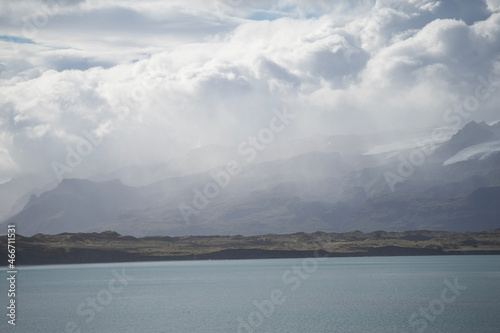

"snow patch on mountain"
[443, 139, 500, 166]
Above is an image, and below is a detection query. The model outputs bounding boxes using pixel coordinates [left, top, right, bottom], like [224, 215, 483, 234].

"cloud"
[0, 0, 499, 188]
[486, 0, 500, 11]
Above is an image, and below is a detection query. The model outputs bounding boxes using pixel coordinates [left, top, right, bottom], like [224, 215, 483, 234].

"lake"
[1, 255, 499, 332]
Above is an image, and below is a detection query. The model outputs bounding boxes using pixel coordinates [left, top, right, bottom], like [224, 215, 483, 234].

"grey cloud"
[259, 58, 301, 87]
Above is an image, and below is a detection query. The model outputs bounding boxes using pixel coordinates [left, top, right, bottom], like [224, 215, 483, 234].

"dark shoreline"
[2, 229, 500, 266]
[4, 246, 500, 266]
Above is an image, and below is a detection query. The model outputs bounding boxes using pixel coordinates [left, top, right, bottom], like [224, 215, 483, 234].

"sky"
[0, 0, 500, 184]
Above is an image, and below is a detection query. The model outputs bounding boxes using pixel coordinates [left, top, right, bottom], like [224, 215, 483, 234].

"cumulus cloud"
[0, 0, 499, 187]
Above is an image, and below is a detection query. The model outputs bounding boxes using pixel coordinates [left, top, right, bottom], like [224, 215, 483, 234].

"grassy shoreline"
[1, 229, 500, 265]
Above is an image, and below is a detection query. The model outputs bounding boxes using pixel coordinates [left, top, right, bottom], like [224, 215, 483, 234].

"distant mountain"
[488, 120, 500, 133]
[435, 121, 495, 159]
[2, 121, 500, 237]
[2, 152, 353, 236]
[0, 175, 57, 221]
[347, 185, 500, 232]
[3, 179, 143, 235]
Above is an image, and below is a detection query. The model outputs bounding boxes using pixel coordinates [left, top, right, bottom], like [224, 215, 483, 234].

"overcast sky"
[0, 0, 500, 183]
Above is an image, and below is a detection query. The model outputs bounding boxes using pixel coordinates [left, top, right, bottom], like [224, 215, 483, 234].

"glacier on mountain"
[443, 139, 500, 166]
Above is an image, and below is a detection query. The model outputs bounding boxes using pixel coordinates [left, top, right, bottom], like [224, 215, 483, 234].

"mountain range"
[2, 121, 500, 237]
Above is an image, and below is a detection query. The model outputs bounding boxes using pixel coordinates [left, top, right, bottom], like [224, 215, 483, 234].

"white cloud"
[0, 0, 499, 190]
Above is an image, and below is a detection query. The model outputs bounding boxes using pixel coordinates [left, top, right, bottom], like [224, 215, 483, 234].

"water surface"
[1, 255, 499, 332]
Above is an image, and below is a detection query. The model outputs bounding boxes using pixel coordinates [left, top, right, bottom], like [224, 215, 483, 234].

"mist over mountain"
[2, 121, 499, 237]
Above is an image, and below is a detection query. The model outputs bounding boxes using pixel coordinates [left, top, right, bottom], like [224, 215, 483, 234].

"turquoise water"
[1, 255, 499, 332]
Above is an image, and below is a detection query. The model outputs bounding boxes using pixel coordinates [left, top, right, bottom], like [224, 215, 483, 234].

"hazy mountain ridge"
[2, 121, 500, 237]
[435, 120, 496, 159]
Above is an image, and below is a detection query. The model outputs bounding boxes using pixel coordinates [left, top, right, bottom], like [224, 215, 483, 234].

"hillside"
[1, 229, 499, 265]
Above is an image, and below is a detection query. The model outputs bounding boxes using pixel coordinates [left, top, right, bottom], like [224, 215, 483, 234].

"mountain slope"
[434, 121, 495, 159]
[347, 185, 500, 232]
[3, 121, 500, 237]
[4, 179, 142, 235]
